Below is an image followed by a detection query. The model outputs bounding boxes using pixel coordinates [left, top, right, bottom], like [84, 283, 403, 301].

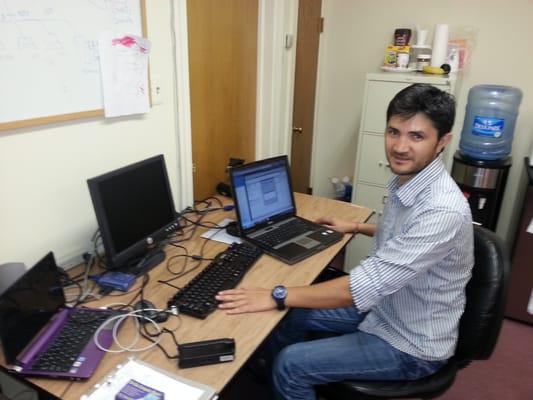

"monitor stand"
[123, 249, 166, 276]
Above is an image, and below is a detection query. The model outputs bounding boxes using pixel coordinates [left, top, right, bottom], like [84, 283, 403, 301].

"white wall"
[0, 3, 181, 268]
[312, 0, 533, 245]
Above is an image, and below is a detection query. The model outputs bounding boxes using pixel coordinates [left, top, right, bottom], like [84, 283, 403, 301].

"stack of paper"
[81, 358, 216, 400]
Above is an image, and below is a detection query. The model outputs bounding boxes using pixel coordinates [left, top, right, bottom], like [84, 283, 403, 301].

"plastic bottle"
[459, 85, 523, 160]
[341, 176, 353, 202]
[330, 177, 345, 199]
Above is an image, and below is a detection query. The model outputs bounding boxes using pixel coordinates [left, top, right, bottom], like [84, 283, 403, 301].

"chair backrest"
[454, 225, 511, 364]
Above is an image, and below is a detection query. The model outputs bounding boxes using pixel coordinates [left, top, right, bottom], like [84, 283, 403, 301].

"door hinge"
[284, 34, 293, 49]
[319, 17, 324, 33]
[192, 163, 197, 173]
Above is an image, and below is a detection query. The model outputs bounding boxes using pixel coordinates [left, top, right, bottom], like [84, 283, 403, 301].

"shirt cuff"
[349, 261, 381, 312]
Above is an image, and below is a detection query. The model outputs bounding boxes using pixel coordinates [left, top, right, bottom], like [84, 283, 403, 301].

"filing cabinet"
[344, 72, 456, 270]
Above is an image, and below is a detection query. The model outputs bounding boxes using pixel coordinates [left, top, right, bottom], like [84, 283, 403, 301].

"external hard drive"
[178, 338, 235, 369]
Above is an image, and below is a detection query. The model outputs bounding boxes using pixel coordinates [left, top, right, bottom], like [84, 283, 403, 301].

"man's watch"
[272, 285, 288, 310]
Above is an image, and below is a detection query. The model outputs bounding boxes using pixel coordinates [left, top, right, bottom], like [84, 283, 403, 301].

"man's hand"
[315, 216, 358, 234]
[216, 287, 276, 314]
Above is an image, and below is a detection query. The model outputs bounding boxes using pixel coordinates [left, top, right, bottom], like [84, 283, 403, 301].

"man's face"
[385, 113, 451, 184]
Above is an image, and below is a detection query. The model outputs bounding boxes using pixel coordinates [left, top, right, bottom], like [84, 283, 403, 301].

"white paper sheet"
[201, 218, 242, 245]
[98, 33, 151, 117]
[81, 358, 215, 400]
[528, 289, 533, 316]
[526, 217, 533, 234]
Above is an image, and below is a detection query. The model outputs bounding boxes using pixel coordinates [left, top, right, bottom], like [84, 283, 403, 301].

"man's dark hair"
[386, 83, 456, 139]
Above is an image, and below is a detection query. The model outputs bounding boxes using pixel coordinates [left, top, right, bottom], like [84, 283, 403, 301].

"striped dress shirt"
[349, 157, 474, 361]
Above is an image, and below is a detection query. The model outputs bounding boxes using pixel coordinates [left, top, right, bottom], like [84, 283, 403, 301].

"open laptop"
[229, 155, 343, 264]
[0, 252, 121, 380]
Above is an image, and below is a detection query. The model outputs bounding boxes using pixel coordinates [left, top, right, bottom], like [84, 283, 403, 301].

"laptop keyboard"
[167, 242, 263, 319]
[254, 218, 314, 247]
[31, 308, 117, 373]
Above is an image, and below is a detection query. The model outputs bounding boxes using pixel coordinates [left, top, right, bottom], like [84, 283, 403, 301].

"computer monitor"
[87, 154, 179, 273]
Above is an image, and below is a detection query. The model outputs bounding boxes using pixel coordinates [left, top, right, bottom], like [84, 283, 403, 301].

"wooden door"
[187, 0, 258, 201]
[290, 0, 322, 194]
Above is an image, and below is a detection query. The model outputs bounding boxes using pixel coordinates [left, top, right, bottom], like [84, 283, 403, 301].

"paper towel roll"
[431, 24, 449, 67]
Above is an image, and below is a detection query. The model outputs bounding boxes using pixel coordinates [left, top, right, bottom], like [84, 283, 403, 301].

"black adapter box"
[178, 338, 235, 369]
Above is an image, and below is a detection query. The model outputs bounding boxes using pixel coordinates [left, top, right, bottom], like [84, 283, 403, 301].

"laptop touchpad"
[276, 242, 307, 258]
[294, 237, 319, 249]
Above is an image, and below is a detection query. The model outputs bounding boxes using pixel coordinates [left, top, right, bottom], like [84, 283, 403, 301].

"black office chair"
[316, 225, 511, 400]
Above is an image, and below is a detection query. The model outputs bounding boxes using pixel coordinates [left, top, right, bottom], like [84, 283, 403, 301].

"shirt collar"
[387, 157, 445, 207]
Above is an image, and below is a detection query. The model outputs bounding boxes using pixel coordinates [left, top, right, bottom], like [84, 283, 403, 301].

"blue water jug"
[459, 85, 522, 160]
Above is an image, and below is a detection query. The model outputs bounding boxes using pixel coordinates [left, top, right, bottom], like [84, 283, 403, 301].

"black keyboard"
[32, 309, 117, 373]
[167, 242, 263, 319]
[254, 218, 314, 247]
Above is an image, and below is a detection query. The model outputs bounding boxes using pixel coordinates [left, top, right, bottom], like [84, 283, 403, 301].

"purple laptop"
[0, 252, 121, 380]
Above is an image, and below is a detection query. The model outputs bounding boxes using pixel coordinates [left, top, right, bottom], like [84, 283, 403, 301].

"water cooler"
[451, 152, 511, 230]
[453, 84, 522, 230]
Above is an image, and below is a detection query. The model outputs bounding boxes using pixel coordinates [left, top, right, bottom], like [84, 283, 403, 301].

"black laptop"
[229, 155, 342, 264]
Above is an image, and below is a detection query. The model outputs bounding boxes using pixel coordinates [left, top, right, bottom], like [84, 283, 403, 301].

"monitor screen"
[231, 157, 295, 230]
[87, 155, 177, 270]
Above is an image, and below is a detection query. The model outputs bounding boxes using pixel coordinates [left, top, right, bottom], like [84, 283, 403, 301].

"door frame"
[255, 0, 299, 160]
[172, 0, 300, 207]
[172, 0, 194, 210]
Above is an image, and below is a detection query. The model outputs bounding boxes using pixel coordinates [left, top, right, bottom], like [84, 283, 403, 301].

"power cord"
[93, 306, 181, 359]
[157, 229, 215, 287]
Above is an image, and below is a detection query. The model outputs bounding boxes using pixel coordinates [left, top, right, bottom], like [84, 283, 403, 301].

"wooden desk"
[19, 194, 371, 399]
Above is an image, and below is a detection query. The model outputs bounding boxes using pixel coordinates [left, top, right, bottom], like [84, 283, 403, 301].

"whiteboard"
[0, 0, 145, 130]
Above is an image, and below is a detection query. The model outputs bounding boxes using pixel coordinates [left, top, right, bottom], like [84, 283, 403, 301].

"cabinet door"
[357, 134, 391, 185]
[344, 233, 374, 271]
[362, 81, 411, 133]
[346, 185, 388, 270]
[354, 183, 388, 216]
[362, 79, 451, 134]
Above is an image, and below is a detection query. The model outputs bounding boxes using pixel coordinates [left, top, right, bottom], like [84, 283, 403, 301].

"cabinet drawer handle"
[378, 161, 391, 168]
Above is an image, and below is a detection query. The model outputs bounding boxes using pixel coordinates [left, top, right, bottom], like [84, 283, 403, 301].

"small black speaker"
[225, 221, 241, 237]
[216, 182, 232, 198]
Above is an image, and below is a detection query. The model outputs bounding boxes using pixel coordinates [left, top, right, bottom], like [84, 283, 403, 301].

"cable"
[178, 213, 225, 230]
[76, 249, 98, 305]
[139, 327, 180, 360]
[83, 273, 150, 309]
[157, 258, 202, 286]
[93, 309, 163, 353]
[157, 232, 219, 287]
[167, 208, 209, 244]
[165, 252, 213, 277]
[194, 196, 223, 208]
[91, 230, 109, 270]
[122, 273, 150, 309]
[93, 307, 181, 360]
[58, 271, 83, 304]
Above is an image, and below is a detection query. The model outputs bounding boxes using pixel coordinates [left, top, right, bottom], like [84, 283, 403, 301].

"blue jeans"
[267, 306, 446, 400]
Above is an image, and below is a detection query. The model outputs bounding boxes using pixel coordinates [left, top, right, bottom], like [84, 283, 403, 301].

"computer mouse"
[225, 221, 241, 237]
[133, 299, 156, 311]
[133, 300, 168, 323]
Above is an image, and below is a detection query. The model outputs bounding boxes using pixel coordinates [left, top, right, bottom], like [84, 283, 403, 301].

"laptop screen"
[231, 156, 295, 230]
[0, 253, 64, 364]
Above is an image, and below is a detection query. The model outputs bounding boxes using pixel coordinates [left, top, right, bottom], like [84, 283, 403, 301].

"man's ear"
[437, 133, 452, 154]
